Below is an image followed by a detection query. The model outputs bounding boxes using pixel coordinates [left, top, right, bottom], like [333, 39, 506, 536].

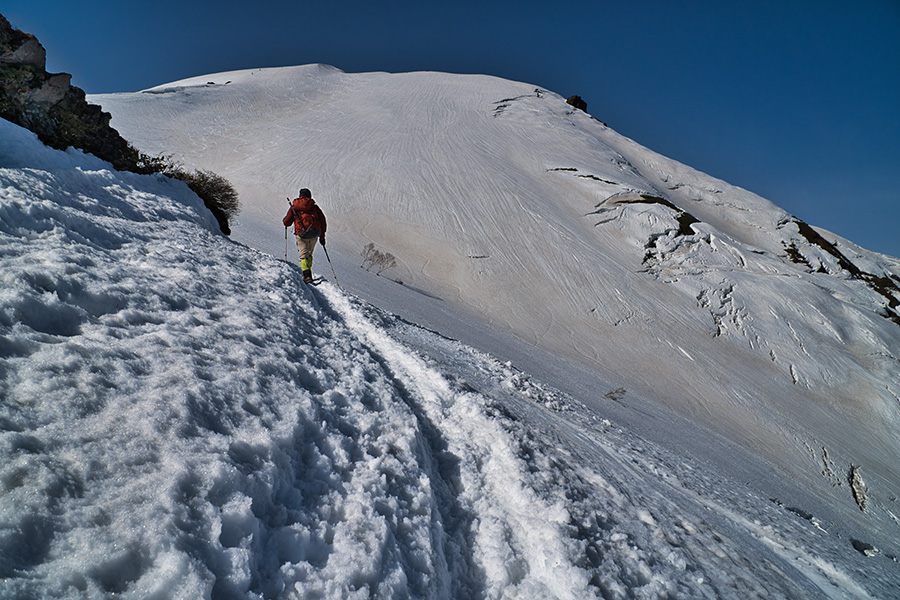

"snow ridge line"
[318, 285, 592, 599]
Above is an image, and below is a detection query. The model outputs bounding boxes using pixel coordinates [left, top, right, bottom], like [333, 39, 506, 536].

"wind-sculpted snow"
[90, 65, 900, 562]
[4, 119, 898, 598]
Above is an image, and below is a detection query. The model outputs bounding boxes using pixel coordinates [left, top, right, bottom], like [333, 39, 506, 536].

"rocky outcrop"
[0, 14, 140, 171]
[0, 14, 236, 234]
[566, 95, 587, 112]
[0, 21, 45, 67]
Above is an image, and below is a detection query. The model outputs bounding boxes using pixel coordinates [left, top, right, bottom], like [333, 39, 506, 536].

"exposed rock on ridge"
[0, 14, 237, 234]
[566, 94, 587, 112]
[0, 14, 139, 170]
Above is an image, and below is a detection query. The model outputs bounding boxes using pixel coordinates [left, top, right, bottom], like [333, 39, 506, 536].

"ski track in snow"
[318, 287, 593, 599]
[339, 297, 896, 600]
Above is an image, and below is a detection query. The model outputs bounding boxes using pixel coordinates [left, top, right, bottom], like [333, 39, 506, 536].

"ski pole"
[322, 244, 342, 290]
[284, 197, 292, 262]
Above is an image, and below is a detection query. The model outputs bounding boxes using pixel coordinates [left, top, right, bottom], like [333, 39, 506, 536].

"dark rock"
[566, 95, 587, 112]
[0, 16, 45, 68]
[0, 13, 140, 171]
[0, 13, 235, 235]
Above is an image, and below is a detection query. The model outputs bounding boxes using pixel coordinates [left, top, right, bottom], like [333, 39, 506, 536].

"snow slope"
[91, 65, 900, 560]
[3, 117, 899, 598]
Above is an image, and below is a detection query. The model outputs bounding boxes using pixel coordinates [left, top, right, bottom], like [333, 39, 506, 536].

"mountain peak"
[90, 64, 900, 564]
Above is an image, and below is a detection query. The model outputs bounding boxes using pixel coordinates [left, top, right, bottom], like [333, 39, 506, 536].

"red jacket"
[283, 196, 327, 241]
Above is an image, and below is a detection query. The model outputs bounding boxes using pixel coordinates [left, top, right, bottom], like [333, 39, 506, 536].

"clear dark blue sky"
[5, 0, 899, 258]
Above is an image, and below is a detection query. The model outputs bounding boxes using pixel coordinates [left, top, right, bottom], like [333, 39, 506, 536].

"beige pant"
[295, 235, 317, 271]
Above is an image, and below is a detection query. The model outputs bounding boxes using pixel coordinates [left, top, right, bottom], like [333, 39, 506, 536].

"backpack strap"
[290, 203, 303, 230]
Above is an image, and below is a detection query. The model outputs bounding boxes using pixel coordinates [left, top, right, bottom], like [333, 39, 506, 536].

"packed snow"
[1, 62, 899, 598]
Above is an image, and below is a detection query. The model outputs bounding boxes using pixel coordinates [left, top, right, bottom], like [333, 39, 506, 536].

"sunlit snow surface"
[90, 64, 900, 565]
[1, 64, 899, 596]
[2, 119, 895, 600]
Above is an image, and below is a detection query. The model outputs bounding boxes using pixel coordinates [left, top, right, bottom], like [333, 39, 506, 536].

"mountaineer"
[283, 188, 327, 283]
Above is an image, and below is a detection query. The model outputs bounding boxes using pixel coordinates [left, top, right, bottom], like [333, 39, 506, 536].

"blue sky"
[5, 0, 899, 258]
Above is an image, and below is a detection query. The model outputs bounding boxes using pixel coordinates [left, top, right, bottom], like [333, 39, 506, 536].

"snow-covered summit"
[92, 64, 900, 550]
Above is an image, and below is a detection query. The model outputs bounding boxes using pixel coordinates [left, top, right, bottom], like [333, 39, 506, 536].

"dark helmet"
[298, 188, 312, 198]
